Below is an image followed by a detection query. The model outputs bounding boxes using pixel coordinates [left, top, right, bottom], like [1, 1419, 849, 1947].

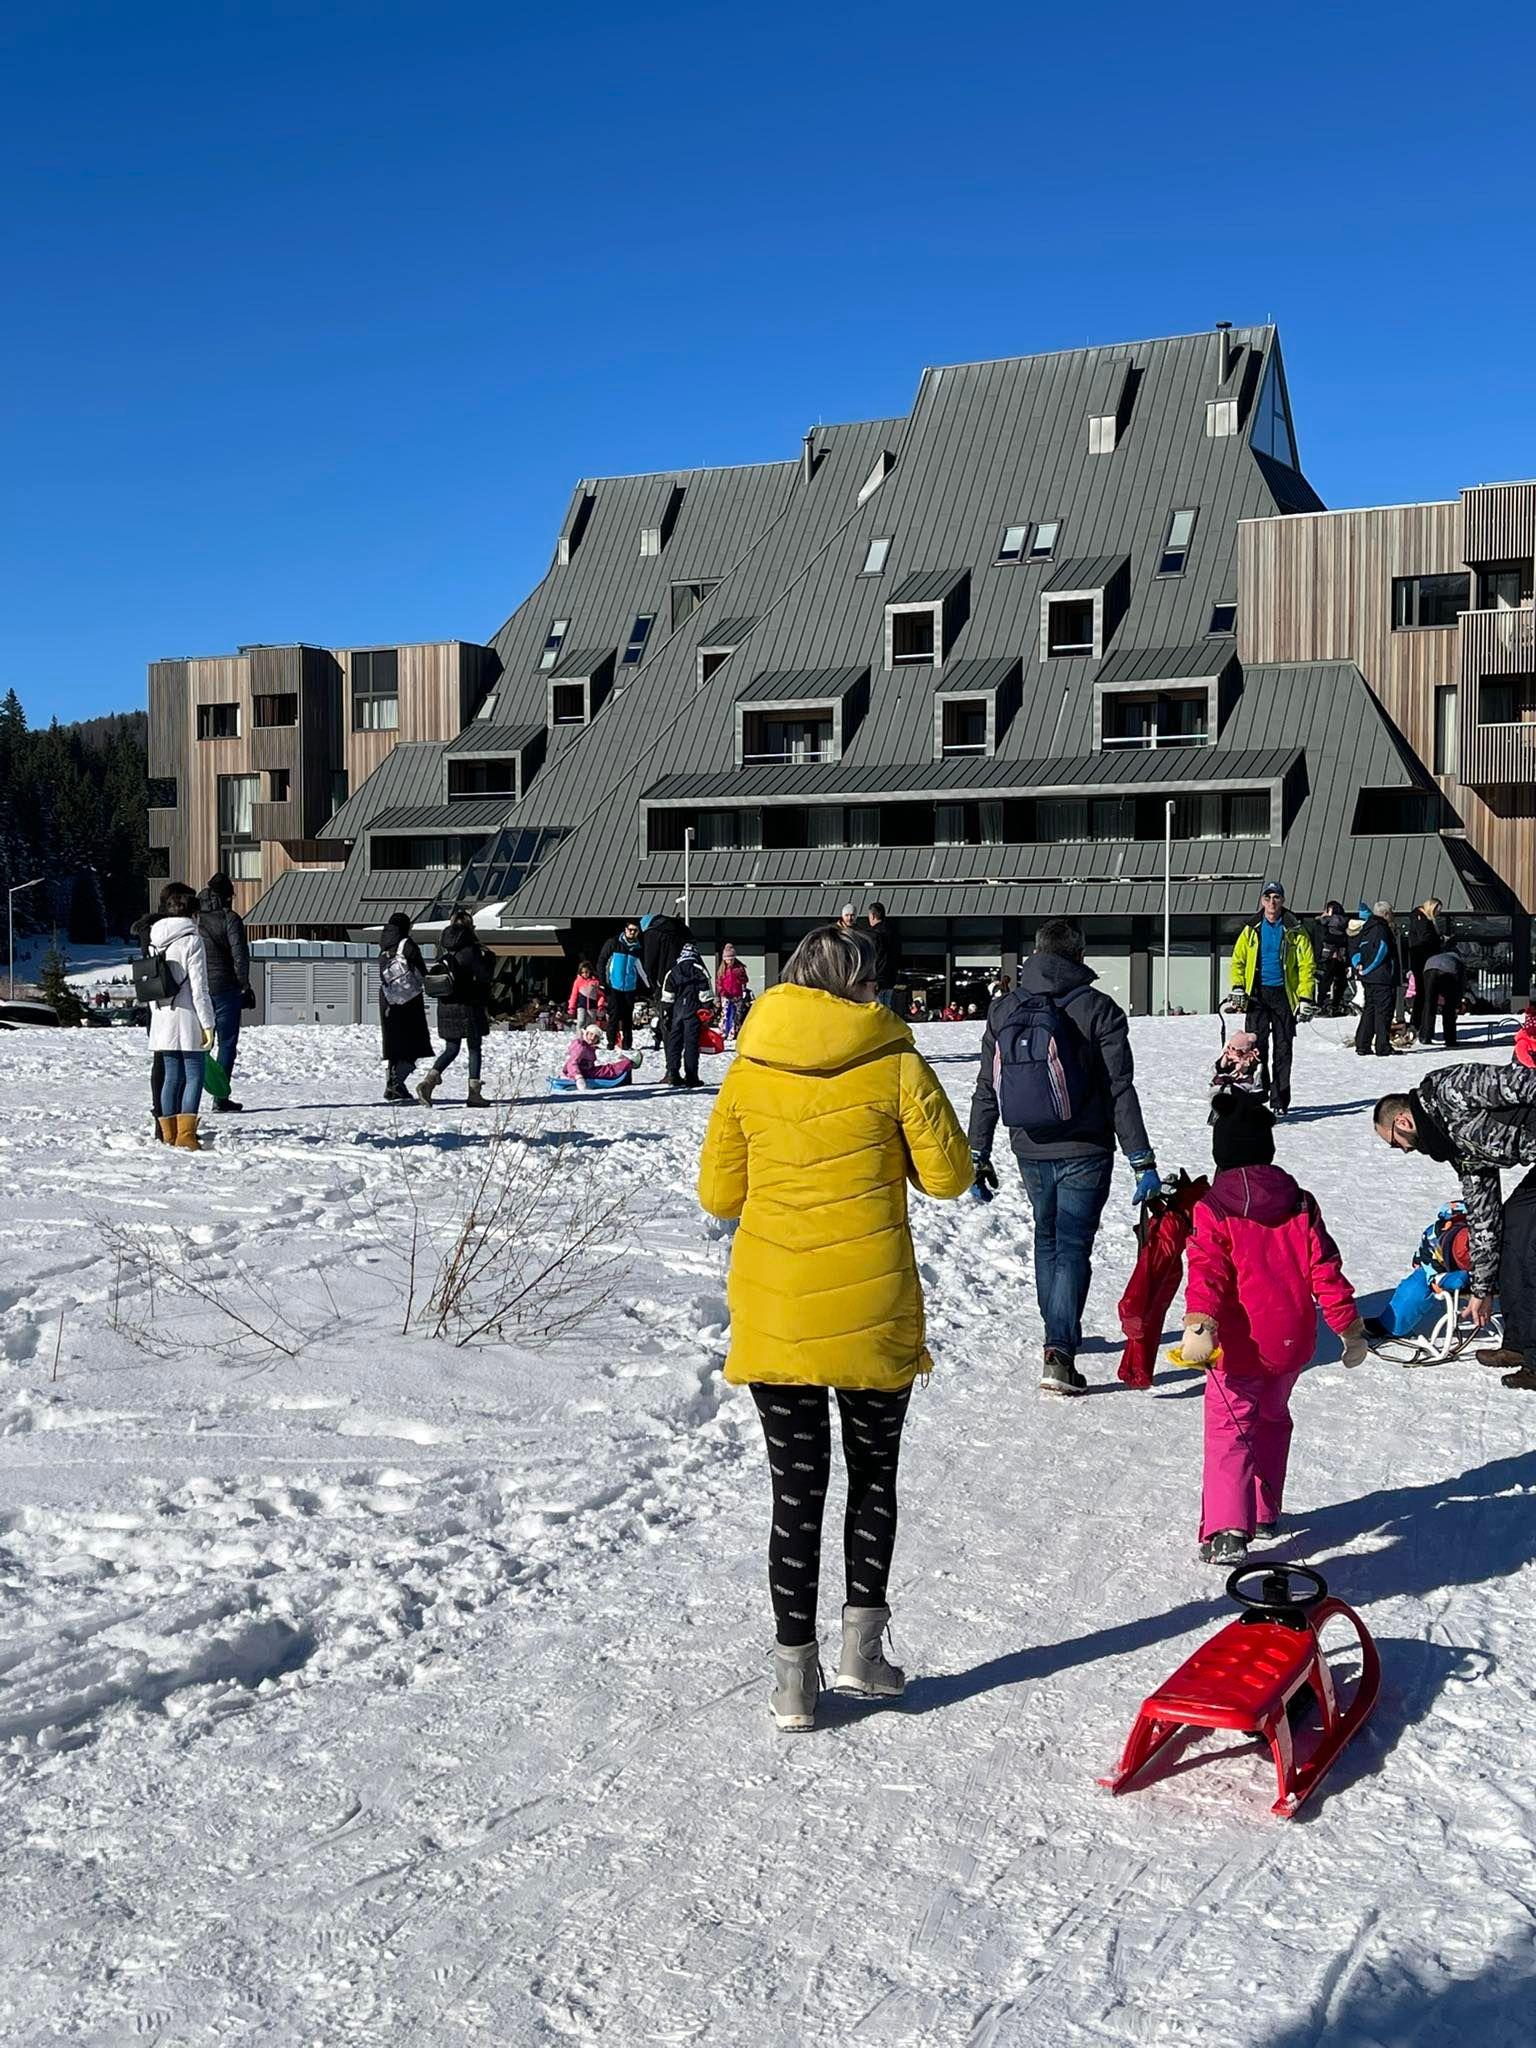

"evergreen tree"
[0, 694, 148, 940]
[37, 944, 85, 1025]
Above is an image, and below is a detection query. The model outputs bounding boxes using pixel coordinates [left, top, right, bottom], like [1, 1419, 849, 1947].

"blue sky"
[4, 0, 1534, 724]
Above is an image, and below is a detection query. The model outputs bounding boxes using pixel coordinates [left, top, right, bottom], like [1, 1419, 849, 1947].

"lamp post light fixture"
[8, 876, 45, 1000]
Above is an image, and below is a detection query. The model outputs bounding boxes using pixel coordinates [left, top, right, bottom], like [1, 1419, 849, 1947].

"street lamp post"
[8, 876, 45, 1000]
[1162, 801, 1174, 1016]
[682, 826, 694, 929]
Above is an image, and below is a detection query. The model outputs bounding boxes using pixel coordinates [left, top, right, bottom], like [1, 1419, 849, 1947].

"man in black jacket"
[969, 918, 1158, 1396]
[198, 873, 252, 1111]
[1313, 900, 1351, 1015]
[867, 902, 901, 1013]
[662, 942, 713, 1088]
[1352, 901, 1399, 1057]
[1375, 1065, 1536, 1386]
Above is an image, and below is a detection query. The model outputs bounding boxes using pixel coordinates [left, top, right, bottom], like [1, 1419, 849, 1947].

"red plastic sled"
[1102, 1565, 1380, 1818]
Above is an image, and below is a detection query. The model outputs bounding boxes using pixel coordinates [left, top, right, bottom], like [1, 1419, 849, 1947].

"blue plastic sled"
[548, 1069, 634, 1093]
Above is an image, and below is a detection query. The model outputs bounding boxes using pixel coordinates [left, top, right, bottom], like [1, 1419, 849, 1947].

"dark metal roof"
[1096, 642, 1235, 686]
[443, 722, 543, 757]
[933, 656, 1021, 696]
[365, 800, 518, 833]
[736, 665, 868, 703]
[1045, 554, 1130, 593]
[699, 617, 756, 646]
[643, 746, 1298, 805]
[889, 568, 968, 605]
[325, 744, 450, 838]
[549, 646, 615, 682]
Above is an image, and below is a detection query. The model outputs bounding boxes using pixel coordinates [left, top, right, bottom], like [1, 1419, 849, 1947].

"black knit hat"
[1211, 1091, 1276, 1170]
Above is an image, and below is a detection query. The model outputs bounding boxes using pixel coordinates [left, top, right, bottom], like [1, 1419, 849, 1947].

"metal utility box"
[249, 941, 380, 1027]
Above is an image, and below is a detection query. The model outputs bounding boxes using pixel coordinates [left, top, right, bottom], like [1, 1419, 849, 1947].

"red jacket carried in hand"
[1118, 1172, 1208, 1388]
[1185, 1164, 1357, 1377]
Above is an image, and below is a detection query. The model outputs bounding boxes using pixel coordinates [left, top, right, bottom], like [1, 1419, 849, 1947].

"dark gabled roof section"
[365, 799, 518, 833]
[1045, 554, 1130, 593]
[643, 746, 1298, 805]
[1096, 642, 1235, 686]
[933, 656, 1021, 696]
[736, 665, 869, 703]
[443, 722, 544, 756]
[889, 568, 968, 605]
[549, 646, 616, 682]
[699, 617, 757, 646]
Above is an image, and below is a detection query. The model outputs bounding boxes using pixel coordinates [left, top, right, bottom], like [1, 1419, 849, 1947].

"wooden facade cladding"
[147, 640, 496, 917]
[1463, 483, 1536, 567]
[1238, 501, 1535, 910]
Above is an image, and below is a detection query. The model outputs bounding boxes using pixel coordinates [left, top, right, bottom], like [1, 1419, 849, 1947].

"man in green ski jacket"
[1227, 881, 1316, 1118]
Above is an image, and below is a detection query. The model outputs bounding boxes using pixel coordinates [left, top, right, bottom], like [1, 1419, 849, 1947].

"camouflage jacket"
[1410, 1064, 1536, 1294]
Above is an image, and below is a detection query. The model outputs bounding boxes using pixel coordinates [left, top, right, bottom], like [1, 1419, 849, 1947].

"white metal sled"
[1369, 1273, 1505, 1368]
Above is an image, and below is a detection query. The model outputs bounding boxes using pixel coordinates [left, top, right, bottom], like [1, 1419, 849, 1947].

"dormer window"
[1039, 556, 1130, 662]
[857, 451, 895, 506]
[622, 613, 655, 665]
[546, 647, 616, 726]
[1158, 508, 1198, 577]
[997, 524, 1028, 564]
[940, 699, 987, 754]
[1028, 522, 1060, 562]
[551, 683, 588, 725]
[1206, 398, 1239, 438]
[892, 612, 935, 664]
[732, 667, 868, 769]
[931, 658, 1021, 760]
[539, 619, 570, 671]
[1046, 599, 1095, 656]
[862, 536, 892, 575]
[639, 483, 685, 556]
[671, 580, 719, 629]
[557, 489, 594, 566]
[1209, 603, 1237, 635]
[1086, 360, 1133, 455]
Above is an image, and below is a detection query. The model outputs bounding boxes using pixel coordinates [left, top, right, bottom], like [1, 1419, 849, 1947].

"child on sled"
[1180, 1095, 1368, 1565]
[562, 1022, 639, 1090]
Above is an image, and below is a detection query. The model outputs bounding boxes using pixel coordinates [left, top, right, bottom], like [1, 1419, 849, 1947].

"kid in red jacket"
[568, 961, 604, 1028]
[1181, 1095, 1367, 1565]
[715, 943, 750, 1041]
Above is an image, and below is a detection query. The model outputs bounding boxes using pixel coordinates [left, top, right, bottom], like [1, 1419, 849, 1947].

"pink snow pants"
[1200, 1368, 1301, 1541]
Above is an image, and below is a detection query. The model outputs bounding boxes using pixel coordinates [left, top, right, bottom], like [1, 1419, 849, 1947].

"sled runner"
[1102, 1564, 1379, 1818]
[1366, 1203, 1504, 1365]
[1369, 1272, 1503, 1367]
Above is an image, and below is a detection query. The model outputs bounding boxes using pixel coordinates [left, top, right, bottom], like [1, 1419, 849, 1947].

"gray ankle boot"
[770, 1642, 821, 1731]
[416, 1069, 441, 1105]
[466, 1078, 487, 1107]
[833, 1604, 905, 1697]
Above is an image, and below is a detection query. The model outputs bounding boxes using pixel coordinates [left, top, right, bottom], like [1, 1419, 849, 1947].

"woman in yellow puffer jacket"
[698, 922, 973, 1731]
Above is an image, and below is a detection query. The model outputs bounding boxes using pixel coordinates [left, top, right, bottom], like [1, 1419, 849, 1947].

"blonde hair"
[780, 923, 877, 999]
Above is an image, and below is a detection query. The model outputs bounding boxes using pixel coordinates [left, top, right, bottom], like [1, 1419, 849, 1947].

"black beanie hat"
[1211, 1091, 1276, 1171]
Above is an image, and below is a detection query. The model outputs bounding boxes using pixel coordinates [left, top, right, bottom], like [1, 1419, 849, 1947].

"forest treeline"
[0, 690, 149, 941]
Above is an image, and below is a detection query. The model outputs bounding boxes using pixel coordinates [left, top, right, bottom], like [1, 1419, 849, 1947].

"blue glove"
[1130, 1153, 1160, 1207]
[970, 1152, 998, 1205]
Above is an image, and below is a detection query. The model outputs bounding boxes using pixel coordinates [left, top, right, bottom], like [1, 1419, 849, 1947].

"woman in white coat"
[147, 883, 217, 1151]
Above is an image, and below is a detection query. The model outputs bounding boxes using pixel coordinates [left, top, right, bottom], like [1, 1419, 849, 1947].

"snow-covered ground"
[1, 1014, 1532, 2045]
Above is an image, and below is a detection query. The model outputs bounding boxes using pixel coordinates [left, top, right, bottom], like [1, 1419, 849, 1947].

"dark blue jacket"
[1351, 915, 1399, 987]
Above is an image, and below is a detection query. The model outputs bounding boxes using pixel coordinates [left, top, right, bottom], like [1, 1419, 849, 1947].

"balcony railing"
[741, 749, 836, 765]
[1459, 604, 1536, 680]
[1100, 730, 1211, 750]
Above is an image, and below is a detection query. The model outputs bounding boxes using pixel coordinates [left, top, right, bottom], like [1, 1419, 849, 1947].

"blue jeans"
[1015, 1153, 1115, 1358]
[212, 989, 243, 1080]
[433, 1032, 482, 1081]
[158, 1050, 205, 1117]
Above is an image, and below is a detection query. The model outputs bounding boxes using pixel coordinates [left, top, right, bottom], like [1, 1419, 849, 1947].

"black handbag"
[130, 951, 178, 1005]
[424, 969, 455, 1000]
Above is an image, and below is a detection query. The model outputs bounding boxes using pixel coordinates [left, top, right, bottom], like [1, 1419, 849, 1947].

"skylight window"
[1206, 398, 1239, 438]
[622, 613, 655, 666]
[539, 619, 570, 671]
[862, 536, 892, 575]
[1158, 509, 1198, 577]
[997, 524, 1029, 564]
[1027, 522, 1060, 563]
[1208, 603, 1237, 636]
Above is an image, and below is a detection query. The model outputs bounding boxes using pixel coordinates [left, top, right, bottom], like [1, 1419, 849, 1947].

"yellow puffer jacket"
[698, 984, 974, 1391]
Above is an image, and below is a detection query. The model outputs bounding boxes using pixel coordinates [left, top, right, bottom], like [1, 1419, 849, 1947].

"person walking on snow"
[1181, 1095, 1367, 1565]
[697, 923, 973, 1733]
[867, 901, 902, 1013]
[967, 917, 1160, 1396]
[662, 940, 713, 1087]
[418, 908, 492, 1106]
[715, 943, 750, 1041]
[145, 883, 217, 1151]
[379, 910, 432, 1103]
[597, 919, 649, 1049]
[196, 871, 252, 1114]
[1227, 882, 1315, 1117]
[1374, 1066, 1536, 1387]
[1351, 901, 1400, 1057]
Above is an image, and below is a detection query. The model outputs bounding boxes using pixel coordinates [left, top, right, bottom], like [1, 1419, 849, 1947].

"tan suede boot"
[174, 1114, 201, 1152]
[156, 1116, 177, 1145]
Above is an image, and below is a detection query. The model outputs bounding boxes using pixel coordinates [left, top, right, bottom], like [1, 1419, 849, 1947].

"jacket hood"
[1203, 1163, 1304, 1224]
[196, 886, 229, 915]
[1018, 953, 1097, 997]
[736, 983, 912, 1075]
[150, 915, 199, 946]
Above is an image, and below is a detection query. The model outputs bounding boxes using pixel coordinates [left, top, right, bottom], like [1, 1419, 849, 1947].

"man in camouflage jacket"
[1375, 1064, 1536, 1386]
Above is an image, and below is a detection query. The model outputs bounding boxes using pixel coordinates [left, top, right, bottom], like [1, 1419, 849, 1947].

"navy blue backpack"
[992, 989, 1096, 1142]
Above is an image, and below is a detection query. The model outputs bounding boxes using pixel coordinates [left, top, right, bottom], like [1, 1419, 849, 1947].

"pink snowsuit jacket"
[562, 1036, 630, 1083]
[717, 961, 749, 1000]
[1185, 1164, 1357, 1377]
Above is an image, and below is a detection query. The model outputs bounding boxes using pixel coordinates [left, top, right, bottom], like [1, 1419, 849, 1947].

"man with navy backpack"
[967, 918, 1159, 1396]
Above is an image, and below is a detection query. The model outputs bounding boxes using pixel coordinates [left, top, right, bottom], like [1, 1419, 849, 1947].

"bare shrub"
[93, 1214, 330, 1365]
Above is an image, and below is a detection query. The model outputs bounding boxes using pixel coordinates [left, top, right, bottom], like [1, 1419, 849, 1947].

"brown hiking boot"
[1478, 1346, 1525, 1370]
[1501, 1365, 1536, 1391]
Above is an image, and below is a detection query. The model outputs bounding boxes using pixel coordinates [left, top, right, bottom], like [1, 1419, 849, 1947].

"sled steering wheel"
[1226, 1562, 1328, 1618]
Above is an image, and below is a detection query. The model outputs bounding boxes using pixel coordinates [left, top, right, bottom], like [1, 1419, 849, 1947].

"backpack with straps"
[380, 941, 424, 1007]
[992, 988, 1096, 1142]
[130, 948, 180, 1007]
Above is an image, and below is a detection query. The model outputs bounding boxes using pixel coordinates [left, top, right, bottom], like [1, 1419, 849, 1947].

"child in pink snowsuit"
[716, 944, 749, 1041]
[1181, 1095, 1367, 1565]
[563, 1023, 635, 1088]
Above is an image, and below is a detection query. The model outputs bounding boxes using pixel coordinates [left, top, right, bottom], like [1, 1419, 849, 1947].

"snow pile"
[0, 1015, 1532, 2043]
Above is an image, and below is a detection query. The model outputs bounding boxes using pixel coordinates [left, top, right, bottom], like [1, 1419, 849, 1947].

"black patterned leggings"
[749, 1383, 912, 1647]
